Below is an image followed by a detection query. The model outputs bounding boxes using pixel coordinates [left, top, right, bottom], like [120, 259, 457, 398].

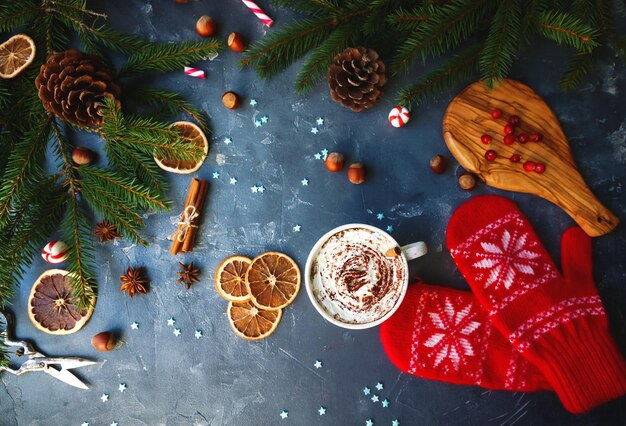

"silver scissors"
[0, 309, 96, 389]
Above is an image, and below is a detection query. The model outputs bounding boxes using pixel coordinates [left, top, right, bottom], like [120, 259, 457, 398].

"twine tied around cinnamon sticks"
[170, 178, 209, 255]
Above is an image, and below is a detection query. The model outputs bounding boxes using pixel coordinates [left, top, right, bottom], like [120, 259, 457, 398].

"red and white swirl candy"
[388, 106, 410, 128]
[41, 241, 69, 264]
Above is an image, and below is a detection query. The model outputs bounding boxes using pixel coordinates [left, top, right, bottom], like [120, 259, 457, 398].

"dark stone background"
[1, 1, 625, 425]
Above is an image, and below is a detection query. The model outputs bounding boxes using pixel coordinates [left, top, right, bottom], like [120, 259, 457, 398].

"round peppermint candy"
[41, 241, 69, 264]
[388, 106, 410, 128]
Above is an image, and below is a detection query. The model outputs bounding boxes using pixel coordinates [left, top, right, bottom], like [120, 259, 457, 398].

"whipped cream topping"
[310, 228, 406, 324]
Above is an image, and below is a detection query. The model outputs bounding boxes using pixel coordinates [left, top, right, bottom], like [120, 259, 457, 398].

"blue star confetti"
[254, 120, 262, 128]
[316, 117, 324, 126]
[371, 395, 379, 403]
[249, 99, 258, 107]
[224, 137, 232, 145]
[258, 185, 265, 193]
[230, 177, 238, 185]
[381, 399, 390, 408]
[320, 148, 329, 158]
[260, 115, 269, 124]
[375, 382, 384, 390]
[392, 420, 400, 426]
[386, 226, 394, 233]
[365, 419, 374, 426]
[314, 153, 322, 160]
[212, 172, 220, 179]
[363, 387, 371, 395]
[313, 360, 322, 369]
[280, 411, 289, 419]
[376, 213, 385, 220]
[293, 225, 302, 233]
[311, 127, 319, 134]
[301, 178, 309, 186]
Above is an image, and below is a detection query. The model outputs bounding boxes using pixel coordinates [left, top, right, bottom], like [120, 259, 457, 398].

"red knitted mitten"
[446, 195, 626, 413]
[380, 281, 551, 392]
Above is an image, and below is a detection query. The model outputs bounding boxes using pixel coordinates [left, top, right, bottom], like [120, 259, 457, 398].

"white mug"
[304, 223, 427, 330]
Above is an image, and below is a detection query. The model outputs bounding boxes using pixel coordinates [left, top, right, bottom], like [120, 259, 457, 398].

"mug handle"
[401, 241, 428, 261]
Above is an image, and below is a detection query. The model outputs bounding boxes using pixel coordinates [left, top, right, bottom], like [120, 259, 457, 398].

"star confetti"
[313, 360, 322, 369]
[320, 148, 329, 158]
[250, 99, 258, 107]
[314, 153, 322, 160]
[167, 318, 175, 326]
[230, 177, 238, 185]
[258, 185, 265, 193]
[280, 411, 289, 419]
[224, 137, 232, 145]
[173, 328, 181, 337]
[118, 383, 127, 392]
[110, 422, 118, 426]
[130, 322, 139, 330]
[392, 420, 400, 426]
[386, 226, 394, 233]
[100, 394, 109, 403]
[375, 382, 384, 390]
[316, 117, 324, 126]
[363, 387, 371, 395]
[195, 330, 203, 339]
[301, 178, 309, 186]
[260, 115, 269, 124]
[366, 420, 374, 426]
[381, 399, 390, 408]
[254, 120, 262, 127]
[293, 225, 302, 233]
[371, 395, 379, 403]
[251, 185, 259, 193]
[81, 423, 89, 426]
[311, 127, 319, 134]
[318, 407, 326, 416]
[376, 213, 385, 220]
[212, 172, 220, 179]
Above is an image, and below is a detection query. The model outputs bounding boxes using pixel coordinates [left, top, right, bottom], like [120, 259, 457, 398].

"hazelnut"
[347, 163, 366, 184]
[221, 91, 240, 109]
[458, 173, 476, 191]
[72, 147, 95, 166]
[196, 15, 216, 37]
[429, 154, 447, 174]
[228, 32, 246, 52]
[325, 152, 345, 172]
[91, 331, 117, 352]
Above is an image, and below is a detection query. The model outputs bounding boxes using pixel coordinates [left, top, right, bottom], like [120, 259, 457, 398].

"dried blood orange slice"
[27, 269, 95, 335]
[0, 34, 35, 79]
[245, 252, 300, 311]
[227, 300, 282, 341]
[214, 255, 252, 302]
[154, 121, 208, 174]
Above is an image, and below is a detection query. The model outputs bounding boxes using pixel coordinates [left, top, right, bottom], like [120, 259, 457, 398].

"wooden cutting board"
[442, 79, 618, 237]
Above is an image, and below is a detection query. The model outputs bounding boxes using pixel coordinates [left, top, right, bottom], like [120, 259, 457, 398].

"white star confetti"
[386, 226, 394, 232]
[371, 395, 379, 403]
[254, 120, 262, 127]
[316, 117, 324, 126]
[195, 330, 203, 339]
[301, 178, 309, 186]
[118, 383, 127, 392]
[280, 410, 289, 419]
[230, 177, 238, 185]
[381, 399, 390, 408]
[81, 423, 89, 426]
[257, 185, 265, 193]
[251, 185, 259, 193]
[314, 153, 322, 160]
[173, 328, 181, 337]
[110, 422, 118, 426]
[313, 360, 322, 369]
[212, 172, 220, 179]
[260, 115, 269, 124]
[130, 322, 139, 330]
[375, 382, 383, 390]
[318, 406, 326, 416]
[100, 394, 109, 403]
[392, 420, 400, 426]
[293, 225, 301, 233]
[224, 137, 232, 145]
[167, 318, 175, 326]
[363, 386, 371, 395]
[376, 213, 384, 220]
[250, 99, 258, 107]
[320, 148, 329, 158]
[311, 127, 319, 134]
[366, 420, 374, 426]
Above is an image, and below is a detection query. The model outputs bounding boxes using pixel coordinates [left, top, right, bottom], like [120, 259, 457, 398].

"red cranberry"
[523, 161, 536, 172]
[510, 154, 521, 163]
[534, 162, 546, 174]
[504, 124, 514, 134]
[503, 133, 516, 145]
[481, 134, 492, 144]
[484, 149, 497, 161]
[491, 109, 502, 119]
[508, 115, 520, 125]
[518, 133, 529, 143]
[531, 132, 543, 142]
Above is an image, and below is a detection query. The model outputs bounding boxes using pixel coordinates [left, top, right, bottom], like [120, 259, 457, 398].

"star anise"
[176, 262, 201, 289]
[95, 220, 121, 243]
[120, 267, 148, 297]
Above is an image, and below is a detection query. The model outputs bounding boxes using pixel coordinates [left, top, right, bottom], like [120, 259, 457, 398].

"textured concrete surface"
[2, 1, 626, 425]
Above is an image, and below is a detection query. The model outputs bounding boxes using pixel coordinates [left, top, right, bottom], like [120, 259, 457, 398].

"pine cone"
[328, 47, 387, 112]
[35, 49, 121, 127]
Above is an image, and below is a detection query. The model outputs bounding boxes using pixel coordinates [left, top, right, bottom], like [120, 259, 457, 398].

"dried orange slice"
[27, 269, 95, 335]
[214, 255, 252, 302]
[245, 252, 300, 311]
[0, 34, 36, 79]
[154, 121, 208, 174]
[227, 300, 282, 341]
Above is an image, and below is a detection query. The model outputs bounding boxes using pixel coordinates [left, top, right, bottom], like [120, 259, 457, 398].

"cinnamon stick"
[169, 178, 200, 255]
[182, 179, 208, 253]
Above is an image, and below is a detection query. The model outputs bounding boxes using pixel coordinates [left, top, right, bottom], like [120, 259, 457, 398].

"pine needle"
[538, 10, 599, 52]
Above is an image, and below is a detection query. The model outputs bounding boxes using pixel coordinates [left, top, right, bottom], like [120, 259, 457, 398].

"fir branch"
[133, 88, 210, 133]
[519, 0, 550, 45]
[397, 43, 481, 107]
[105, 143, 167, 195]
[538, 10, 599, 52]
[559, 50, 600, 91]
[388, 6, 431, 31]
[0, 1, 38, 33]
[82, 25, 148, 56]
[271, 0, 339, 15]
[119, 39, 222, 76]
[479, 0, 522, 88]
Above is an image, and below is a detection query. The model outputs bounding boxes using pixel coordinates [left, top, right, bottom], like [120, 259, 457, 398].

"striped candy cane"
[241, 0, 274, 27]
[184, 67, 206, 79]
